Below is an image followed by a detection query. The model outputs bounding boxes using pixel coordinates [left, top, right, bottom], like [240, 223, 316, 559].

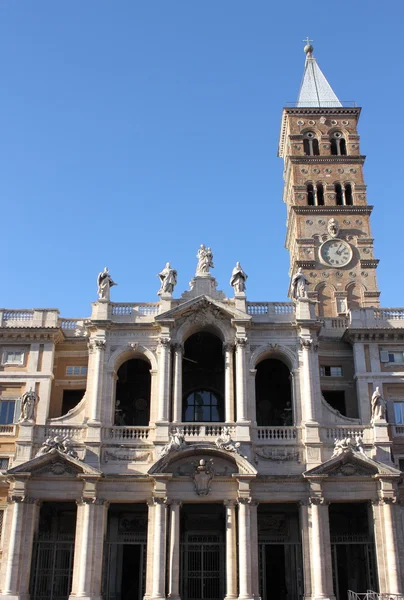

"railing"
[247, 302, 295, 322]
[0, 309, 59, 328]
[322, 317, 349, 329]
[104, 427, 151, 441]
[43, 426, 85, 440]
[374, 308, 404, 320]
[3, 310, 34, 322]
[348, 591, 404, 600]
[179, 423, 234, 438]
[111, 303, 159, 316]
[392, 425, 404, 437]
[59, 319, 81, 330]
[0, 425, 16, 435]
[256, 426, 298, 441]
[323, 426, 366, 441]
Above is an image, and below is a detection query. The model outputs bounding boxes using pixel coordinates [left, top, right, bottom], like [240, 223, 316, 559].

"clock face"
[320, 239, 352, 267]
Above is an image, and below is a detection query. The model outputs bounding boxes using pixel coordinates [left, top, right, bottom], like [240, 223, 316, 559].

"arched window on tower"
[182, 331, 225, 422]
[335, 183, 344, 206]
[115, 358, 151, 426]
[255, 358, 292, 426]
[303, 131, 319, 156]
[316, 183, 324, 205]
[307, 183, 315, 206]
[330, 131, 347, 156]
[345, 183, 353, 205]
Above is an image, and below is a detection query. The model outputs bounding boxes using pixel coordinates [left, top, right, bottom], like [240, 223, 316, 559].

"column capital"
[238, 497, 252, 505]
[309, 496, 328, 506]
[167, 499, 182, 507]
[153, 496, 168, 506]
[77, 497, 109, 506]
[379, 496, 398, 505]
[235, 337, 248, 348]
[223, 499, 237, 508]
[8, 494, 39, 505]
[299, 336, 318, 351]
[88, 338, 106, 352]
[223, 342, 235, 352]
[172, 342, 183, 353]
[158, 337, 171, 347]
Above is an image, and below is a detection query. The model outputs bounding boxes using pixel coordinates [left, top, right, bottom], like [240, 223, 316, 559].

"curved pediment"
[148, 443, 257, 476]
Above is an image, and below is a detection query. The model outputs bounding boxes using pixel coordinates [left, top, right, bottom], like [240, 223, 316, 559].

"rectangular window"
[0, 400, 17, 424]
[320, 366, 343, 377]
[66, 366, 87, 376]
[1, 350, 25, 366]
[380, 350, 404, 363]
[394, 402, 404, 425]
[0, 458, 9, 470]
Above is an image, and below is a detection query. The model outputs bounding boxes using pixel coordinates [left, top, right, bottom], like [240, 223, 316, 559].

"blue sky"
[1, 1, 403, 317]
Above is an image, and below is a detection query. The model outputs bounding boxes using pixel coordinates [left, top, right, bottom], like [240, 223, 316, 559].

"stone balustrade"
[255, 426, 299, 442]
[103, 426, 152, 441]
[247, 302, 295, 322]
[0, 309, 59, 328]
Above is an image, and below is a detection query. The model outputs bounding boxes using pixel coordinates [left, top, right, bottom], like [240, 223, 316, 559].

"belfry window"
[330, 131, 347, 156]
[307, 183, 324, 206]
[303, 131, 319, 156]
[344, 183, 353, 205]
[182, 332, 224, 422]
[307, 184, 315, 205]
[335, 183, 344, 205]
[316, 183, 324, 205]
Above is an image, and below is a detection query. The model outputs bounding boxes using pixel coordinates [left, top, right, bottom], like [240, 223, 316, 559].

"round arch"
[108, 345, 158, 374]
[249, 344, 298, 371]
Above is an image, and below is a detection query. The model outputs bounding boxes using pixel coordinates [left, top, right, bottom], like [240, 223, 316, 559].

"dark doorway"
[255, 359, 292, 425]
[115, 359, 151, 425]
[121, 545, 142, 600]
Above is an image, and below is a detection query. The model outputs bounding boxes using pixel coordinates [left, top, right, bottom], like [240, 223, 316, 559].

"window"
[320, 366, 343, 377]
[66, 366, 88, 376]
[303, 131, 319, 156]
[345, 183, 353, 205]
[307, 184, 315, 206]
[307, 183, 324, 206]
[330, 131, 347, 156]
[1, 349, 25, 366]
[394, 402, 404, 425]
[316, 183, 324, 205]
[380, 350, 404, 364]
[0, 458, 9, 470]
[0, 399, 19, 424]
[335, 183, 344, 205]
[183, 390, 222, 422]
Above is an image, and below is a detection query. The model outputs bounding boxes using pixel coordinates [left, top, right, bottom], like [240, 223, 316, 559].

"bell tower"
[278, 42, 380, 317]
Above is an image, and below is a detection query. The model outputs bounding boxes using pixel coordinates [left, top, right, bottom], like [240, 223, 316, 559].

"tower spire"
[297, 42, 342, 107]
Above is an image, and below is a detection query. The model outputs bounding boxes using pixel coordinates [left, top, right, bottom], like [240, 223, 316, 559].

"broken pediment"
[303, 449, 401, 478]
[7, 449, 102, 479]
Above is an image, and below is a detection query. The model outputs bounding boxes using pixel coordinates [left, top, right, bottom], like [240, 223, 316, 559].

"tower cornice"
[288, 156, 366, 165]
[292, 205, 373, 215]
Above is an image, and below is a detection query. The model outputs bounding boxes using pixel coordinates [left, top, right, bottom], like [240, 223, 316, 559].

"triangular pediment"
[155, 295, 250, 323]
[303, 449, 401, 478]
[7, 449, 102, 478]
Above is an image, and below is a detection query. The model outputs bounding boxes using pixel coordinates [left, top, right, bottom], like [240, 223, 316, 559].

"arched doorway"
[115, 359, 151, 425]
[255, 358, 292, 426]
[182, 332, 224, 422]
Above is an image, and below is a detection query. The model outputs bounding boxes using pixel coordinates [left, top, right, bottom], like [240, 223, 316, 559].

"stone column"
[168, 501, 182, 600]
[224, 501, 237, 600]
[151, 498, 168, 600]
[238, 498, 253, 600]
[299, 337, 318, 424]
[172, 345, 183, 424]
[144, 500, 155, 600]
[373, 498, 403, 595]
[299, 501, 313, 600]
[157, 338, 171, 423]
[249, 501, 260, 600]
[87, 338, 106, 425]
[309, 498, 334, 600]
[224, 344, 235, 423]
[0, 496, 39, 600]
[235, 338, 248, 422]
[69, 498, 108, 600]
[352, 342, 371, 423]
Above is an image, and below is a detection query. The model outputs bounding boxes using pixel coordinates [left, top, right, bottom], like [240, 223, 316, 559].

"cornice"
[283, 107, 361, 117]
[292, 206, 373, 215]
[360, 259, 379, 269]
[289, 156, 365, 164]
[0, 329, 63, 343]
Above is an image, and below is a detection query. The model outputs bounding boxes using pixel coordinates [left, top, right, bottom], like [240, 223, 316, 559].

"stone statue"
[157, 262, 178, 295]
[332, 435, 364, 457]
[35, 435, 79, 459]
[160, 427, 186, 458]
[371, 386, 386, 421]
[19, 389, 39, 422]
[196, 245, 214, 275]
[291, 268, 310, 300]
[215, 427, 240, 454]
[97, 267, 117, 301]
[192, 459, 214, 496]
[327, 218, 339, 238]
[230, 262, 248, 294]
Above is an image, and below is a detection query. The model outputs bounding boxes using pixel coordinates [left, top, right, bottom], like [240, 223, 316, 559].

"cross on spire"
[302, 37, 313, 45]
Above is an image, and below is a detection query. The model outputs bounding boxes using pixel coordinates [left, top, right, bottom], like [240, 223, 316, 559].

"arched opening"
[115, 358, 151, 425]
[330, 131, 347, 156]
[182, 332, 224, 422]
[255, 358, 292, 426]
[317, 284, 335, 317]
[316, 183, 324, 205]
[303, 131, 319, 156]
[347, 283, 362, 310]
[335, 183, 344, 206]
[307, 183, 315, 206]
[345, 183, 353, 205]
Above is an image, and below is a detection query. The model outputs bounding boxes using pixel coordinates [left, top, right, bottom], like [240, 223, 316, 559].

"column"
[172, 345, 183, 424]
[151, 498, 168, 600]
[249, 501, 260, 600]
[0, 496, 39, 600]
[352, 342, 371, 423]
[224, 344, 235, 423]
[299, 501, 313, 600]
[374, 499, 403, 594]
[299, 336, 318, 424]
[144, 500, 155, 600]
[235, 338, 248, 422]
[168, 501, 181, 600]
[224, 501, 237, 600]
[309, 498, 334, 600]
[69, 498, 108, 600]
[87, 338, 106, 425]
[238, 499, 253, 600]
[157, 338, 171, 423]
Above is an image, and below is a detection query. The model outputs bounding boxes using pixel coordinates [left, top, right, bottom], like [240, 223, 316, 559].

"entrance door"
[30, 536, 75, 600]
[181, 534, 225, 600]
[103, 542, 146, 600]
[259, 543, 303, 600]
[331, 542, 378, 600]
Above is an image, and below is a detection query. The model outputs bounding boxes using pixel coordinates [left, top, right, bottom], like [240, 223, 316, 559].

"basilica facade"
[0, 45, 403, 600]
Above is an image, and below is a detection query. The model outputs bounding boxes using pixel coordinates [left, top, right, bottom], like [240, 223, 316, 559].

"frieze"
[107, 331, 156, 338]
[103, 449, 152, 463]
[255, 447, 303, 463]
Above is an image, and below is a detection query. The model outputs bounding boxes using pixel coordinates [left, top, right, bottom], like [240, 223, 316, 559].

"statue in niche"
[157, 262, 178, 295]
[215, 427, 240, 454]
[290, 268, 310, 300]
[196, 244, 214, 275]
[97, 267, 117, 301]
[371, 387, 386, 421]
[19, 389, 39, 422]
[230, 262, 248, 294]
[327, 218, 339, 238]
[160, 427, 186, 458]
[192, 459, 214, 496]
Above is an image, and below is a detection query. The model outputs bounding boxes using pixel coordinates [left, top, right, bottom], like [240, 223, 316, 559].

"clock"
[319, 239, 352, 267]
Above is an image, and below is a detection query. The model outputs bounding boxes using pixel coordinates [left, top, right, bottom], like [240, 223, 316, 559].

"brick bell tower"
[278, 41, 380, 317]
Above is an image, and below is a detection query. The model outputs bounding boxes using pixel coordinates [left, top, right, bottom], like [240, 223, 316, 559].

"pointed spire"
[297, 41, 342, 108]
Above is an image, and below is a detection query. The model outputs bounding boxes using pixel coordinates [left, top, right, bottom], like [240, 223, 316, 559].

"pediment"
[7, 449, 102, 478]
[303, 449, 401, 478]
[155, 295, 250, 324]
[148, 443, 257, 476]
